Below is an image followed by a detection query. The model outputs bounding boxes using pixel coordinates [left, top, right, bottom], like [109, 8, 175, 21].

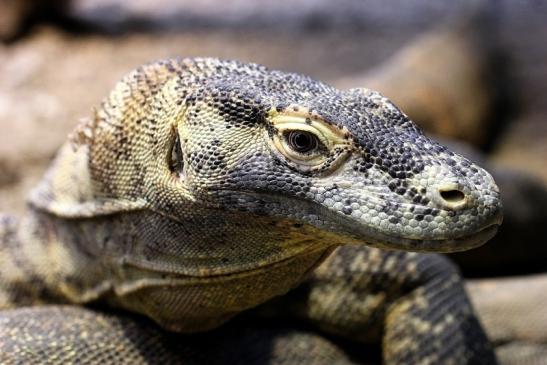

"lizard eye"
[169, 132, 185, 177]
[267, 107, 350, 173]
[285, 130, 320, 154]
[271, 125, 336, 172]
[276, 128, 328, 166]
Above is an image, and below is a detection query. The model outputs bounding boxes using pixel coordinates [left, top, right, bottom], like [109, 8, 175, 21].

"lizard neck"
[0, 209, 109, 308]
[0, 213, 63, 307]
[0, 206, 340, 332]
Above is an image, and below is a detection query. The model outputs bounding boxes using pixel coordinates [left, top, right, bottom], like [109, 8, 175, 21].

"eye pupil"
[288, 131, 318, 153]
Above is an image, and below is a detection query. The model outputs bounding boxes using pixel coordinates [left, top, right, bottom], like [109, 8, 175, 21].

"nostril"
[430, 183, 469, 210]
[440, 189, 465, 204]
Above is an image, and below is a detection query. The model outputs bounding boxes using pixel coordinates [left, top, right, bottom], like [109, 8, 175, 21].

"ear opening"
[168, 126, 186, 181]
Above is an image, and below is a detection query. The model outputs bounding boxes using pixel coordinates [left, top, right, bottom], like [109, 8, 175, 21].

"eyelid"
[267, 111, 351, 172]
[270, 115, 348, 149]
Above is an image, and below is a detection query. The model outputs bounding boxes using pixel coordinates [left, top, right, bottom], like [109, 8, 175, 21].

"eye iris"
[288, 131, 317, 153]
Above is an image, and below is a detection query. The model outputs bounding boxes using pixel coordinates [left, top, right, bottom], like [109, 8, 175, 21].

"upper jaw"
[333, 207, 503, 253]
[210, 188, 503, 253]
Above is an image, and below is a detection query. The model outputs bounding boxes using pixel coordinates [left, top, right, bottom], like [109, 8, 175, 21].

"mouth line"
[365, 222, 501, 253]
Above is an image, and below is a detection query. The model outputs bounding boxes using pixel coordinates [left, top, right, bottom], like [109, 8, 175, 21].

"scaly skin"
[0, 58, 502, 364]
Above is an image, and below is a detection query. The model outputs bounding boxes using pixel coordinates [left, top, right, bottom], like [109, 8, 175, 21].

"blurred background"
[0, 0, 546, 362]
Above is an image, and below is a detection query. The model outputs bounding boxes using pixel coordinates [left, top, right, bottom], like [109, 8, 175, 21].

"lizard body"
[0, 58, 502, 363]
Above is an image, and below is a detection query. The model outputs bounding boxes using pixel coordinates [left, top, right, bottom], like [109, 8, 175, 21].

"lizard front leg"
[261, 245, 498, 365]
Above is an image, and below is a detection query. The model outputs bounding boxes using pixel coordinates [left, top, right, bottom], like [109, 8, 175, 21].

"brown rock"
[0, 0, 70, 41]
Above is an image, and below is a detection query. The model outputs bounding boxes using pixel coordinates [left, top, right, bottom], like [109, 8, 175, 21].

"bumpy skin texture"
[0, 305, 363, 365]
[0, 58, 502, 363]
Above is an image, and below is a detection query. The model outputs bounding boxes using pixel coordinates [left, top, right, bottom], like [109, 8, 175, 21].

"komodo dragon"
[0, 58, 503, 364]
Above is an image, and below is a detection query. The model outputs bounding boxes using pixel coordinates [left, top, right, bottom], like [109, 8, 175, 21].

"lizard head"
[173, 60, 502, 253]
